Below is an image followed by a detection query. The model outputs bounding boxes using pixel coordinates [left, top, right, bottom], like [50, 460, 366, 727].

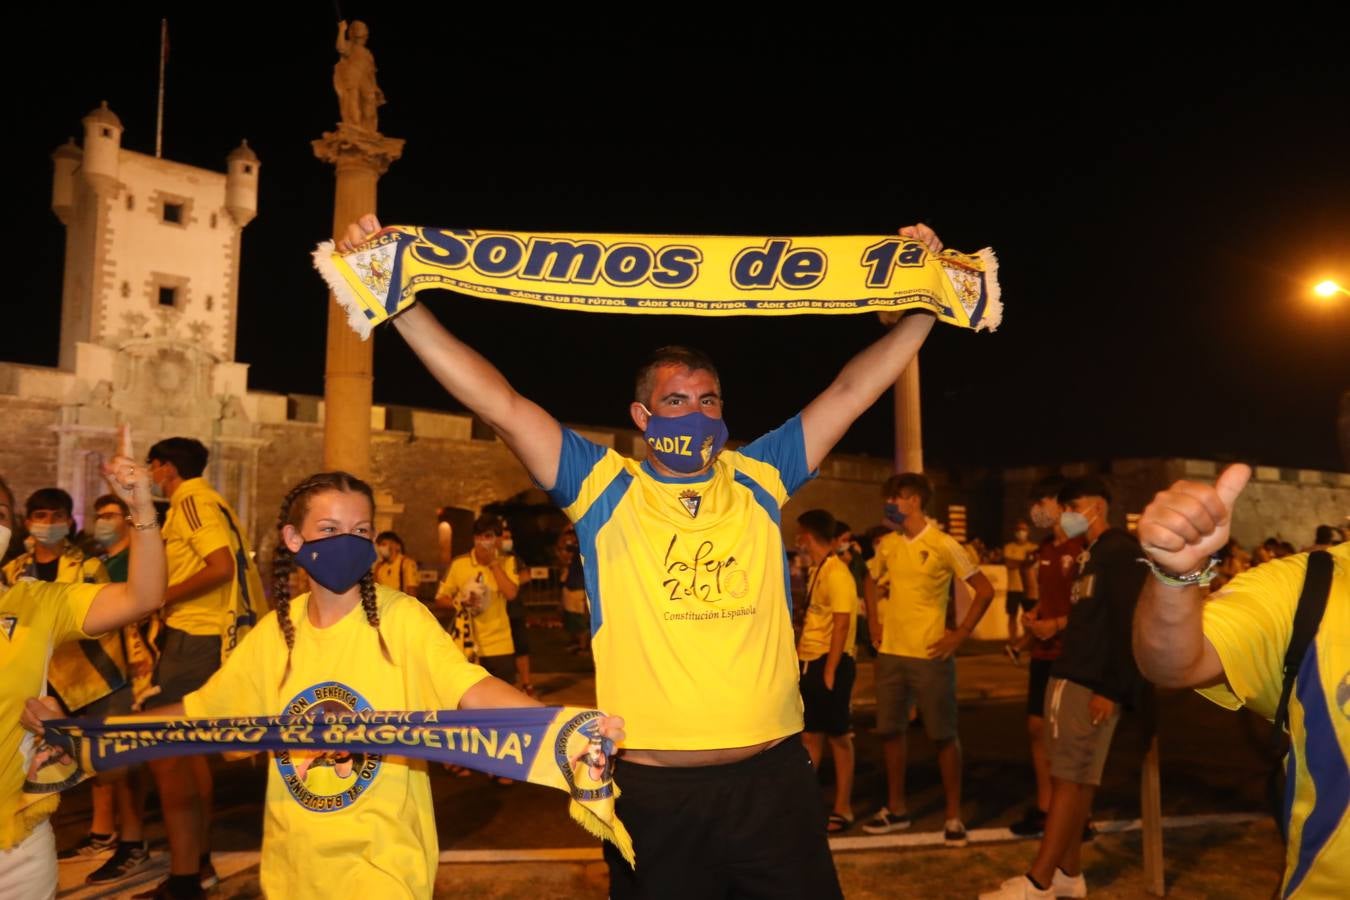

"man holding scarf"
[338, 214, 944, 899]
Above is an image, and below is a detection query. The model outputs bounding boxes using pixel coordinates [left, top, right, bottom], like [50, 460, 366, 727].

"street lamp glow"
[1313, 280, 1347, 298]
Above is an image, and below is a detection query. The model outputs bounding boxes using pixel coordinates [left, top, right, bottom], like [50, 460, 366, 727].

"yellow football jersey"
[1199, 542, 1348, 899]
[162, 478, 263, 657]
[547, 415, 815, 750]
[437, 554, 517, 657]
[798, 554, 859, 662]
[876, 525, 977, 659]
[3, 546, 121, 712]
[0, 580, 103, 849]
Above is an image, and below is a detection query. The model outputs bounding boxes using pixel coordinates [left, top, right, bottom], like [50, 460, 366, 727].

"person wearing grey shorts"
[861, 474, 995, 848]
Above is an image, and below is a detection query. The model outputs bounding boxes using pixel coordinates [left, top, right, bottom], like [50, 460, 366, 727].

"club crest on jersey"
[0, 613, 16, 640]
[679, 490, 702, 518]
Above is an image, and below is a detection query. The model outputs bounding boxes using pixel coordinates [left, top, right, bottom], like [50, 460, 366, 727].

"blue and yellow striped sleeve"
[546, 427, 627, 522]
[733, 413, 817, 505]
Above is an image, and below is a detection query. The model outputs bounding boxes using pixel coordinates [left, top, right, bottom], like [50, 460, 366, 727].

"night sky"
[12, 13, 1349, 472]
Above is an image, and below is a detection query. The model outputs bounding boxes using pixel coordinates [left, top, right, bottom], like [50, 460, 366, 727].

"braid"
[359, 570, 394, 665]
[272, 479, 317, 686]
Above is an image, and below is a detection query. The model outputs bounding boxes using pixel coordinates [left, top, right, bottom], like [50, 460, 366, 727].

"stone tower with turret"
[51, 101, 259, 368]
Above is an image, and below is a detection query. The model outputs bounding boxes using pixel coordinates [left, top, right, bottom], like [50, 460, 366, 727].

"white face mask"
[0, 523, 10, 560]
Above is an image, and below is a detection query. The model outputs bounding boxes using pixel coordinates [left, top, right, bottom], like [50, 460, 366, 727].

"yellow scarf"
[313, 227, 1000, 339]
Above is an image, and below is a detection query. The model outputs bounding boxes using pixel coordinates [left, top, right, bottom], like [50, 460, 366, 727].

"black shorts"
[604, 738, 843, 900]
[479, 653, 516, 683]
[507, 606, 530, 657]
[1005, 590, 1033, 616]
[1027, 657, 1054, 718]
[152, 626, 221, 706]
[800, 655, 856, 736]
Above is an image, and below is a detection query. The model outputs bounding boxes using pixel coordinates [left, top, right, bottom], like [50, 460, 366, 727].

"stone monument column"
[893, 359, 923, 474]
[313, 20, 403, 478]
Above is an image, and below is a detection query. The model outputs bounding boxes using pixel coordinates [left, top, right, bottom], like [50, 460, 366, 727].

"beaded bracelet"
[1138, 556, 1218, 588]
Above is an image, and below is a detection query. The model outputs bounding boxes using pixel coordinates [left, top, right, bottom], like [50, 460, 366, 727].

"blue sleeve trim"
[545, 427, 609, 511]
[738, 413, 816, 496]
[732, 471, 793, 616]
[575, 469, 634, 637]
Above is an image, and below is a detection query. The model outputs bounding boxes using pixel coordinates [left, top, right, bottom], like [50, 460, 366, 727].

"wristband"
[1139, 556, 1218, 588]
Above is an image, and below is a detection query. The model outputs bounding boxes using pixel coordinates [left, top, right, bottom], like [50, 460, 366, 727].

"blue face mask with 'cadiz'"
[643, 410, 729, 474]
[294, 533, 378, 593]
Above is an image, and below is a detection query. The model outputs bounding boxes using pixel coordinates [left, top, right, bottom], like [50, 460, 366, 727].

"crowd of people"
[2, 211, 1343, 899]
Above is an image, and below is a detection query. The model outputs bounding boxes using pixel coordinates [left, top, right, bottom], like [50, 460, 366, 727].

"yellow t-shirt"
[374, 555, 420, 594]
[183, 585, 489, 900]
[163, 478, 263, 641]
[0, 580, 103, 849]
[546, 415, 814, 750]
[1003, 539, 1038, 593]
[877, 524, 977, 659]
[3, 547, 121, 712]
[1197, 542, 1348, 899]
[437, 554, 517, 658]
[798, 554, 859, 662]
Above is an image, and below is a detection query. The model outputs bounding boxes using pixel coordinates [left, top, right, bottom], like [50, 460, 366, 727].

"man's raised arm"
[800, 224, 941, 471]
[340, 215, 564, 488]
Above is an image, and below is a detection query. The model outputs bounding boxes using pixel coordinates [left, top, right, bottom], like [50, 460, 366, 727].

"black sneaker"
[132, 878, 205, 899]
[87, 843, 151, 884]
[861, 807, 913, 834]
[944, 819, 969, 847]
[1009, 807, 1047, 837]
[58, 831, 118, 862]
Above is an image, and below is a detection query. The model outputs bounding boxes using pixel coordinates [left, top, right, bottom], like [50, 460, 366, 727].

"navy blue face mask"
[884, 503, 904, 526]
[293, 533, 378, 593]
[643, 409, 729, 474]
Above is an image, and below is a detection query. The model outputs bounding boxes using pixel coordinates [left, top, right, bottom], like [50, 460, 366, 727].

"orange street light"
[1313, 279, 1348, 299]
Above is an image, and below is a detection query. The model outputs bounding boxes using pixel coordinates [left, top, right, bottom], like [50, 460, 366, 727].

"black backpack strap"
[1271, 550, 1333, 748]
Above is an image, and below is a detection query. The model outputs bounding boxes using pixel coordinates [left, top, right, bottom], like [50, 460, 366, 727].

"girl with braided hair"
[51, 470, 623, 900]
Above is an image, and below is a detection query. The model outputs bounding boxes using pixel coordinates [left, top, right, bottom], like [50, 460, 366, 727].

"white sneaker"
[979, 875, 1054, 900]
[1051, 868, 1087, 898]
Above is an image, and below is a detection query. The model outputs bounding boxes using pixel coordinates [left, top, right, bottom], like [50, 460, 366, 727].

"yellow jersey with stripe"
[547, 414, 815, 750]
[437, 554, 517, 657]
[0, 580, 103, 849]
[876, 524, 977, 658]
[184, 586, 489, 900]
[798, 554, 859, 662]
[163, 478, 263, 656]
[1198, 542, 1348, 899]
[2, 546, 123, 712]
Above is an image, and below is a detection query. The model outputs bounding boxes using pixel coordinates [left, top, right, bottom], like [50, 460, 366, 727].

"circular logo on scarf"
[275, 681, 381, 813]
[553, 711, 614, 802]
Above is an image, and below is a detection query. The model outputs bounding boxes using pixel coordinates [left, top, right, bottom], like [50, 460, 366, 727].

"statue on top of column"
[334, 20, 385, 132]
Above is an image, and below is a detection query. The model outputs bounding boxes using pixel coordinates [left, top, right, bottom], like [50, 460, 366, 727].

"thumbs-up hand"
[1138, 464, 1252, 577]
